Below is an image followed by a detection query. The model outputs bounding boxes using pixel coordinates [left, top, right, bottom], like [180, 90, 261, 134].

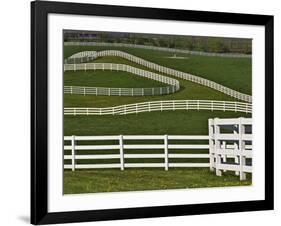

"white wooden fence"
[66, 50, 98, 64]
[64, 117, 252, 180]
[64, 63, 180, 96]
[64, 100, 252, 116]
[208, 117, 252, 180]
[65, 50, 252, 102]
[64, 86, 175, 96]
[64, 42, 251, 58]
[64, 135, 210, 171]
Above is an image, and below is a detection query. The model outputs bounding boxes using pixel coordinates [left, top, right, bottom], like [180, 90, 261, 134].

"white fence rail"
[64, 63, 180, 96]
[64, 135, 210, 171]
[209, 117, 252, 180]
[64, 42, 251, 58]
[64, 117, 252, 180]
[64, 86, 176, 96]
[65, 50, 252, 102]
[64, 100, 252, 116]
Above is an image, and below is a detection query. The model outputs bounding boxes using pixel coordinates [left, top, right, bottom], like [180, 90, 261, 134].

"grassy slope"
[64, 56, 239, 108]
[64, 70, 166, 88]
[64, 168, 251, 194]
[64, 45, 252, 94]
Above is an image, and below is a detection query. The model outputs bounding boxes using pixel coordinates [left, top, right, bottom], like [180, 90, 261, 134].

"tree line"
[64, 31, 252, 54]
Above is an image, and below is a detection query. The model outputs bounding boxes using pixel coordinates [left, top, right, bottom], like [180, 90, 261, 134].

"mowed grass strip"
[64, 45, 252, 94]
[64, 110, 250, 136]
[64, 70, 166, 88]
[64, 168, 251, 194]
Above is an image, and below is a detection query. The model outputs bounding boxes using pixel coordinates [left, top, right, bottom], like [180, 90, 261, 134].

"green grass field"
[64, 168, 251, 194]
[64, 45, 252, 94]
[64, 70, 166, 88]
[63, 44, 252, 194]
[64, 111, 249, 135]
[64, 57, 239, 108]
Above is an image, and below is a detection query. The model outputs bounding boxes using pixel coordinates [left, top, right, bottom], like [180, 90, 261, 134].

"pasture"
[63, 43, 252, 194]
[64, 45, 252, 94]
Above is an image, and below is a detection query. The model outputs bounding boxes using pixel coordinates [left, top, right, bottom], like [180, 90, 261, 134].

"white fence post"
[208, 119, 215, 171]
[239, 118, 246, 180]
[222, 141, 227, 172]
[233, 125, 240, 176]
[71, 135, 76, 171]
[119, 135, 124, 170]
[234, 142, 240, 176]
[164, 135, 169, 171]
[214, 118, 222, 176]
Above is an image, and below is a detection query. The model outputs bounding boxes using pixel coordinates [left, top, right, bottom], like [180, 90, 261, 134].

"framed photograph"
[31, 1, 274, 224]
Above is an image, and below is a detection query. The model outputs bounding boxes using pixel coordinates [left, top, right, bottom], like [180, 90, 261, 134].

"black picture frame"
[31, 0, 274, 224]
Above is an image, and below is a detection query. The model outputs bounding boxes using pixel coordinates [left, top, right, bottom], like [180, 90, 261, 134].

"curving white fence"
[64, 100, 252, 116]
[64, 63, 180, 96]
[66, 50, 98, 64]
[64, 42, 251, 58]
[66, 50, 252, 102]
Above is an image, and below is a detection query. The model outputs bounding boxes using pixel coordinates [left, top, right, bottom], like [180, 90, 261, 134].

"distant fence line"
[64, 117, 252, 181]
[64, 100, 252, 116]
[64, 86, 175, 96]
[64, 42, 252, 58]
[65, 50, 252, 102]
[64, 63, 180, 96]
